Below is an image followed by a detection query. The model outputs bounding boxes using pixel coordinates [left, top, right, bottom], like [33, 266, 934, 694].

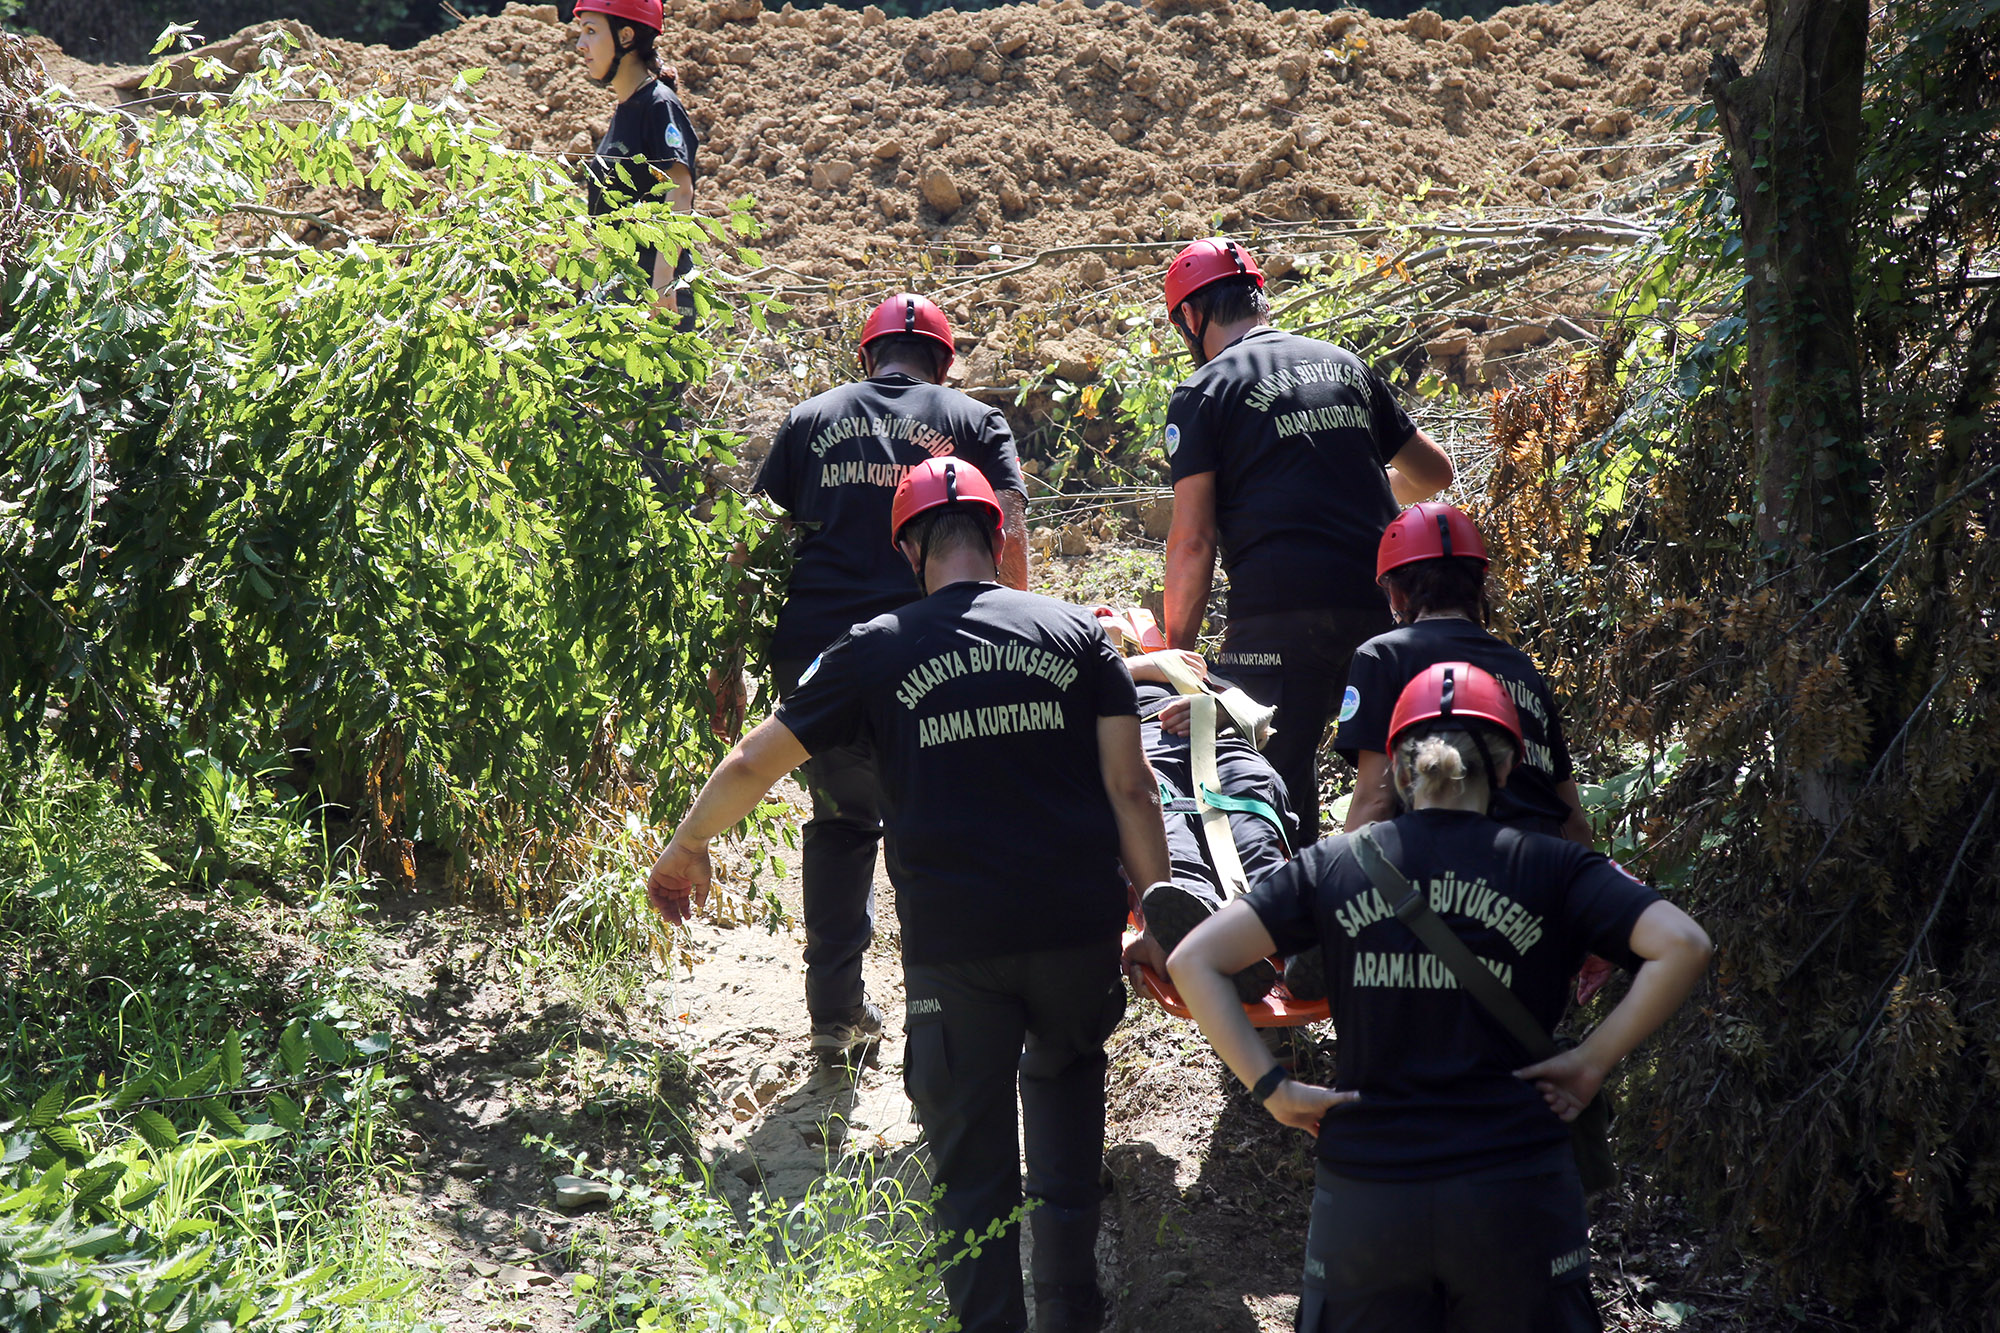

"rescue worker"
[1167, 663, 1711, 1333]
[1336, 503, 1590, 843]
[648, 458, 1161, 1333]
[1160, 238, 1455, 844]
[574, 0, 698, 306]
[749, 295, 1029, 1067]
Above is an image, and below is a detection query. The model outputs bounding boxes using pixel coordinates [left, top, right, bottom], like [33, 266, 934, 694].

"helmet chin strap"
[589, 26, 637, 87]
[1171, 303, 1212, 367]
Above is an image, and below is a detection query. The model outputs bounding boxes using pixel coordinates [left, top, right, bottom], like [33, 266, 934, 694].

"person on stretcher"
[1113, 626, 1299, 1004]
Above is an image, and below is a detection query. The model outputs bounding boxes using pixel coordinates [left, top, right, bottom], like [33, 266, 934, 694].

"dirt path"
[344, 762, 1788, 1332]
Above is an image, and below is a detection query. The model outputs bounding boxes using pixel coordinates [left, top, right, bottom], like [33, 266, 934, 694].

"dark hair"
[1183, 275, 1269, 327]
[619, 24, 676, 87]
[900, 506, 999, 562]
[866, 333, 947, 382]
[1382, 555, 1490, 625]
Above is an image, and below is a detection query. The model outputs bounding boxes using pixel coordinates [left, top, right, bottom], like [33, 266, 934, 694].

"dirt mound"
[32, 0, 1760, 444]
[38, 0, 1760, 261]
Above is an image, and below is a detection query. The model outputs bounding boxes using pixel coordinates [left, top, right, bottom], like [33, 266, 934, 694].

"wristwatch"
[1250, 1065, 1287, 1106]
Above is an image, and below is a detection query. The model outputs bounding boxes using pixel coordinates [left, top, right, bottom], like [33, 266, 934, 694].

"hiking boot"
[1282, 947, 1327, 1002]
[1231, 956, 1279, 1005]
[1139, 880, 1214, 954]
[810, 1002, 883, 1069]
[1034, 1281, 1106, 1333]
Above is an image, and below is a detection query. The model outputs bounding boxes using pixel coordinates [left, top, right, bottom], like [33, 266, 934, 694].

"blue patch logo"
[664, 123, 685, 150]
[1164, 423, 1181, 457]
[798, 653, 824, 686]
[1337, 685, 1360, 724]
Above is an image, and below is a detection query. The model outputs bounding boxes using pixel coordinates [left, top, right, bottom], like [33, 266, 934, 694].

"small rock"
[1059, 525, 1093, 558]
[920, 166, 963, 215]
[552, 1175, 612, 1210]
[872, 137, 902, 160]
[861, 4, 887, 23]
[944, 44, 975, 74]
[708, 0, 761, 19]
[974, 55, 1004, 82]
[447, 1160, 490, 1178]
[1139, 497, 1174, 540]
[751, 1064, 788, 1104]
[468, 1259, 501, 1278]
[510, 3, 560, 23]
[1077, 255, 1108, 285]
[1426, 333, 1471, 360]
[521, 1226, 552, 1252]
[721, 44, 756, 65]
[1484, 324, 1550, 355]
[996, 32, 1030, 55]
[1404, 10, 1445, 42]
[505, 1059, 545, 1079]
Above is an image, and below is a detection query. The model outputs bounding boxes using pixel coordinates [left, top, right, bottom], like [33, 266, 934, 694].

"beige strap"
[1150, 652, 1276, 751]
[1189, 694, 1249, 898]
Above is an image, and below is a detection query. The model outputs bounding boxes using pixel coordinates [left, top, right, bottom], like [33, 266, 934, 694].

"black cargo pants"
[774, 658, 882, 1026]
[902, 938, 1127, 1333]
[1217, 606, 1393, 845]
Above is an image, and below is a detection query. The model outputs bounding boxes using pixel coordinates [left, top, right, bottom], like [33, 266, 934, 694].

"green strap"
[1196, 784, 1291, 856]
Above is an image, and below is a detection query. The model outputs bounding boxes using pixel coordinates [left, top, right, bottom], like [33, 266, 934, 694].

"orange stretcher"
[1123, 921, 1330, 1029]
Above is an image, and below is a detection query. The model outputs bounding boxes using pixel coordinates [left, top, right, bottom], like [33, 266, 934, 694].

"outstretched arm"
[647, 717, 810, 923]
[998, 489, 1030, 591]
[1164, 472, 1218, 649]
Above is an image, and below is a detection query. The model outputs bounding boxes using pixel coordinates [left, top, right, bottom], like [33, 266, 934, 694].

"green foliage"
[562, 1148, 990, 1332]
[0, 37, 779, 903]
[1475, 3, 2000, 1324]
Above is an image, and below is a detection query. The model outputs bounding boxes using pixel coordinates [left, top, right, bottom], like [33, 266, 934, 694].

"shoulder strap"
[1350, 824, 1557, 1062]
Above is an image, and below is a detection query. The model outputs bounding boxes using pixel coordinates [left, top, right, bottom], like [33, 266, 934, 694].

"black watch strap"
[1250, 1064, 1287, 1105]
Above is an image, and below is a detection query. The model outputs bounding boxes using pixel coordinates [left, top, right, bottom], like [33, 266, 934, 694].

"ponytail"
[1390, 722, 1509, 810]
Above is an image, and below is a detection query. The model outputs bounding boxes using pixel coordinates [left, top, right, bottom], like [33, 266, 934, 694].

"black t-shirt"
[586, 78, 700, 281]
[1135, 681, 1296, 894]
[775, 583, 1138, 964]
[753, 374, 1027, 662]
[1334, 618, 1576, 830]
[1244, 810, 1661, 1180]
[1165, 327, 1413, 618]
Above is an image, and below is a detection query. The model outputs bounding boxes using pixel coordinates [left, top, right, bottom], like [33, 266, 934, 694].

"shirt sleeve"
[1090, 623, 1141, 717]
[1333, 636, 1400, 762]
[1240, 846, 1328, 958]
[1366, 369, 1417, 466]
[772, 628, 870, 754]
[657, 96, 699, 182]
[1165, 385, 1218, 482]
[1559, 848, 1662, 973]
[751, 416, 799, 510]
[973, 407, 1028, 497]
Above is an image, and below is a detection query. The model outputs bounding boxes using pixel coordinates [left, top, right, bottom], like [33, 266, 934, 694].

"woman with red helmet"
[1335, 502, 1592, 845]
[1167, 663, 1710, 1333]
[573, 0, 699, 303]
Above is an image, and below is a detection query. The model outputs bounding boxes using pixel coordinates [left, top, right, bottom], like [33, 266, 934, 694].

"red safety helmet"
[890, 456, 1004, 550]
[1376, 503, 1490, 582]
[1386, 661, 1523, 760]
[574, 0, 663, 33]
[1163, 238, 1266, 315]
[860, 294, 957, 376]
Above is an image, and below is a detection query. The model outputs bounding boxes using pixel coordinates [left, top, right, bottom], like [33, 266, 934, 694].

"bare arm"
[1342, 751, 1398, 832]
[1517, 899, 1712, 1119]
[649, 162, 697, 301]
[1555, 780, 1595, 848]
[646, 716, 810, 921]
[1097, 713, 1170, 891]
[1387, 427, 1454, 504]
[1163, 472, 1218, 649]
[998, 488, 1030, 591]
[1168, 901, 1358, 1134]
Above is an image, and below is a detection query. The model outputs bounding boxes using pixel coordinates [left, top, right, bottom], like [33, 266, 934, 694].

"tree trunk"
[1708, 0, 1871, 582]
